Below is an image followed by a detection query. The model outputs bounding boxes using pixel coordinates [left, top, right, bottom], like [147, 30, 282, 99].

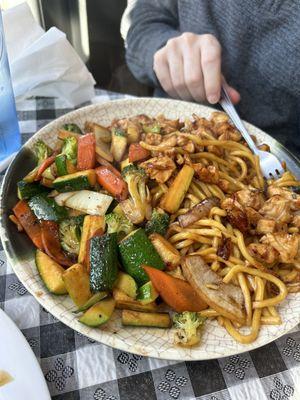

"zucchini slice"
[113, 289, 158, 312]
[63, 263, 91, 307]
[29, 195, 68, 221]
[35, 250, 67, 295]
[17, 180, 49, 200]
[136, 281, 159, 304]
[79, 297, 116, 327]
[90, 233, 118, 292]
[118, 229, 165, 286]
[122, 310, 171, 328]
[53, 170, 96, 192]
[114, 272, 137, 299]
[55, 154, 77, 176]
[73, 292, 108, 314]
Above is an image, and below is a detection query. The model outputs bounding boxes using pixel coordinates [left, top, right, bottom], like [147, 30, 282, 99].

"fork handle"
[219, 86, 259, 155]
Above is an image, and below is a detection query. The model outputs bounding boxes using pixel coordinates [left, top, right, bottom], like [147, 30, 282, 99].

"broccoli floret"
[62, 136, 77, 165]
[62, 123, 82, 134]
[120, 165, 152, 224]
[34, 140, 53, 164]
[59, 217, 83, 255]
[145, 208, 170, 236]
[173, 312, 206, 347]
[105, 212, 134, 236]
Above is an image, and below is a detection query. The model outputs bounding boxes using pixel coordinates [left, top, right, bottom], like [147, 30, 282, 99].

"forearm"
[122, 0, 180, 86]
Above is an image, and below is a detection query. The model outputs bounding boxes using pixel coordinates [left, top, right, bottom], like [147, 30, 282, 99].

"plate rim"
[1, 96, 299, 361]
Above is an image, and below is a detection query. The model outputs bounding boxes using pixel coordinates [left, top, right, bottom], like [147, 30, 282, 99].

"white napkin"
[3, 3, 96, 107]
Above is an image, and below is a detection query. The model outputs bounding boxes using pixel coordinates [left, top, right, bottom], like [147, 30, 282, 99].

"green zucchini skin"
[118, 229, 165, 286]
[53, 176, 91, 192]
[55, 154, 68, 176]
[29, 195, 68, 221]
[17, 180, 49, 199]
[90, 233, 118, 292]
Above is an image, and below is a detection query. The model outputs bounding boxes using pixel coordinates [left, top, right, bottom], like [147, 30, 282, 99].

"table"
[1, 89, 300, 400]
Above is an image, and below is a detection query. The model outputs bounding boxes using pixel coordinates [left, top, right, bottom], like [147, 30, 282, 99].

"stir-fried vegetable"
[61, 136, 77, 165]
[120, 164, 152, 224]
[34, 140, 53, 164]
[173, 312, 206, 347]
[62, 123, 82, 134]
[59, 216, 83, 255]
[105, 211, 134, 237]
[145, 208, 170, 236]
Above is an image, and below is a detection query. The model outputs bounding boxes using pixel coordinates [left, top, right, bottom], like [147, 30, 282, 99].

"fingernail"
[207, 94, 219, 104]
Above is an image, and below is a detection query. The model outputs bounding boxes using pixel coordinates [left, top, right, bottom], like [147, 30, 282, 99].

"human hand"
[153, 32, 240, 104]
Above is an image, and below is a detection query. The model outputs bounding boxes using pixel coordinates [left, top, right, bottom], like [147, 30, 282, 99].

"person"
[121, 0, 300, 155]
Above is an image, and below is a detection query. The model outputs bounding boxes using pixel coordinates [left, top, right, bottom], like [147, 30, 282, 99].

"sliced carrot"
[95, 155, 122, 177]
[143, 265, 207, 312]
[95, 166, 128, 201]
[40, 220, 73, 267]
[13, 200, 43, 250]
[35, 155, 56, 181]
[128, 143, 150, 163]
[77, 133, 96, 170]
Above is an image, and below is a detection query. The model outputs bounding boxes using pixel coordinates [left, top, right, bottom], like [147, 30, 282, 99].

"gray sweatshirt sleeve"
[121, 0, 180, 86]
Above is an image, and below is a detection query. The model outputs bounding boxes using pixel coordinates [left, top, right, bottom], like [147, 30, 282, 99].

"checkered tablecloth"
[1, 89, 300, 400]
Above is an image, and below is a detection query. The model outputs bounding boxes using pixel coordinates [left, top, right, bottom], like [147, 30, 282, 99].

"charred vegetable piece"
[149, 233, 181, 267]
[29, 195, 68, 222]
[217, 236, 232, 261]
[110, 127, 127, 162]
[126, 122, 140, 143]
[85, 121, 111, 143]
[89, 233, 118, 292]
[122, 310, 171, 328]
[35, 250, 67, 294]
[53, 170, 96, 192]
[78, 215, 105, 265]
[182, 255, 245, 324]
[17, 180, 49, 200]
[77, 133, 96, 171]
[95, 136, 113, 162]
[35, 155, 56, 181]
[58, 129, 81, 140]
[119, 229, 165, 286]
[73, 292, 108, 313]
[160, 165, 194, 214]
[120, 164, 152, 224]
[62, 123, 82, 134]
[143, 266, 207, 312]
[63, 263, 91, 307]
[145, 208, 170, 236]
[41, 220, 73, 266]
[95, 166, 128, 201]
[128, 143, 150, 163]
[65, 190, 113, 216]
[173, 311, 206, 347]
[178, 197, 220, 228]
[13, 200, 43, 249]
[79, 297, 116, 327]
[114, 272, 137, 299]
[113, 288, 158, 312]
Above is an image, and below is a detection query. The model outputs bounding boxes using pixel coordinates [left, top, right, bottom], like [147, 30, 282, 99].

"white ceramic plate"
[1, 97, 300, 361]
[0, 308, 50, 400]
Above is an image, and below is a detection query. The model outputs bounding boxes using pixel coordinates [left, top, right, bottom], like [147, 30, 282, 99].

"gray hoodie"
[122, 0, 300, 155]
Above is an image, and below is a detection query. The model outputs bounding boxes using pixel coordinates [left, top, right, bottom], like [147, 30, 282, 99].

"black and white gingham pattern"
[1, 89, 300, 400]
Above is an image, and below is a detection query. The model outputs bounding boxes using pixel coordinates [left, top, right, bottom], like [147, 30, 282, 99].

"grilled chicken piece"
[218, 129, 242, 142]
[261, 233, 299, 263]
[156, 115, 180, 134]
[221, 197, 249, 233]
[245, 207, 261, 225]
[256, 219, 276, 234]
[140, 156, 176, 184]
[145, 132, 162, 145]
[259, 195, 292, 224]
[247, 243, 279, 264]
[192, 164, 219, 184]
[161, 135, 178, 147]
[267, 186, 300, 210]
[178, 197, 220, 227]
[182, 255, 245, 324]
[235, 189, 264, 210]
[292, 214, 300, 228]
[217, 236, 232, 260]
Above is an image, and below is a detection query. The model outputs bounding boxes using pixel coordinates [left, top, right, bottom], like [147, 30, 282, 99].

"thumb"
[223, 79, 241, 104]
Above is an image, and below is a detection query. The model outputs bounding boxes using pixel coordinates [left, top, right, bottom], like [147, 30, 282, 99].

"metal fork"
[219, 86, 284, 179]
